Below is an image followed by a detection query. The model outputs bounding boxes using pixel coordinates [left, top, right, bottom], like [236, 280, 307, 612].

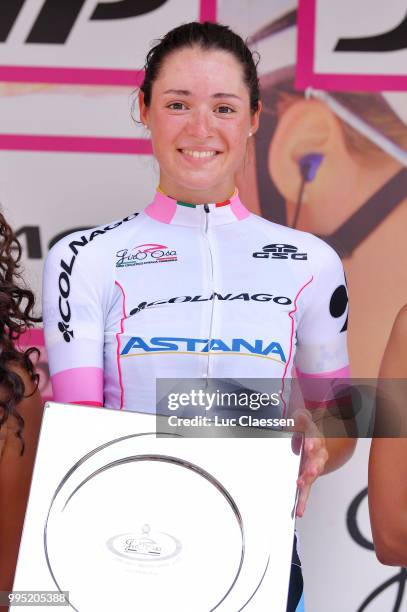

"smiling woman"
[42, 21, 355, 612]
[137, 25, 261, 204]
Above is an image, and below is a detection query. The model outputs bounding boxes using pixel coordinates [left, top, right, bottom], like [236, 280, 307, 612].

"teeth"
[182, 149, 217, 158]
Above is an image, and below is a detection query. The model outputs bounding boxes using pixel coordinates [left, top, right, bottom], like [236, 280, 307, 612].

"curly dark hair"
[0, 212, 41, 454]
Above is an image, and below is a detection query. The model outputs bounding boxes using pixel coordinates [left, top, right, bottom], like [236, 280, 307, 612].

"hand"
[290, 409, 329, 518]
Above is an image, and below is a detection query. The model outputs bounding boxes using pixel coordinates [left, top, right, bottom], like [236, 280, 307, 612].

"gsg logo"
[252, 244, 308, 260]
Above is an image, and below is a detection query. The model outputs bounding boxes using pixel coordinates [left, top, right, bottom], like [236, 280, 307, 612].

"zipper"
[203, 204, 215, 379]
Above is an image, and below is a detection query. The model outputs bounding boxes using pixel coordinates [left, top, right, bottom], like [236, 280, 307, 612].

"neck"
[158, 181, 236, 206]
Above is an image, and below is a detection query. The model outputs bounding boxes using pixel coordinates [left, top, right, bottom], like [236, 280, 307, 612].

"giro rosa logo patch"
[253, 244, 308, 260]
[116, 244, 178, 267]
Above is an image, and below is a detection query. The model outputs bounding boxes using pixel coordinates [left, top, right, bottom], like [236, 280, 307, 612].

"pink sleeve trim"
[296, 365, 350, 379]
[51, 367, 104, 405]
[296, 365, 351, 408]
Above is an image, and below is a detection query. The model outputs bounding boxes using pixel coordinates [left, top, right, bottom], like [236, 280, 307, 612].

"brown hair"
[0, 212, 40, 454]
[140, 21, 260, 114]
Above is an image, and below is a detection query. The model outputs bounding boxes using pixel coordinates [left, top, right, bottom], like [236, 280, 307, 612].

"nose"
[186, 107, 213, 139]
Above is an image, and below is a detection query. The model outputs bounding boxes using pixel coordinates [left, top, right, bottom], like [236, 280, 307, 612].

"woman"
[0, 213, 43, 592]
[43, 22, 355, 610]
[368, 305, 407, 566]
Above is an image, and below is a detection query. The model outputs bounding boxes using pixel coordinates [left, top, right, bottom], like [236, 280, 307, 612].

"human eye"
[167, 102, 187, 110]
[216, 105, 235, 114]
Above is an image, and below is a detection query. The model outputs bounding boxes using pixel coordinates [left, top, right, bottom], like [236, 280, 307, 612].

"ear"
[268, 99, 359, 208]
[250, 99, 262, 136]
[138, 90, 149, 126]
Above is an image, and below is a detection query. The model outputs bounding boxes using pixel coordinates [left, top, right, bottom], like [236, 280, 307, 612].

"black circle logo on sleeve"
[330, 285, 348, 332]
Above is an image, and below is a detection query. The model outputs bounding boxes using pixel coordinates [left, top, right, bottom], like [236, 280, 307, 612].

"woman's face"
[139, 46, 260, 202]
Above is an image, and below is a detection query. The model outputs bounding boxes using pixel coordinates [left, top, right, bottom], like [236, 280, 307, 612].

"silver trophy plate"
[14, 403, 301, 611]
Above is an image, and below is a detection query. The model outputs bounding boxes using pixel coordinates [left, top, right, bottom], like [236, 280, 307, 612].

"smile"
[180, 149, 219, 159]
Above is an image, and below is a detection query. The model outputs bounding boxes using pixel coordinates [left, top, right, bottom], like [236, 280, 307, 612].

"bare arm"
[0, 366, 43, 591]
[324, 436, 356, 474]
[294, 406, 356, 517]
[368, 305, 407, 566]
[315, 402, 357, 474]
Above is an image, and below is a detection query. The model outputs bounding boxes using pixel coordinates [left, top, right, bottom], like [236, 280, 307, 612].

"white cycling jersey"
[43, 189, 349, 412]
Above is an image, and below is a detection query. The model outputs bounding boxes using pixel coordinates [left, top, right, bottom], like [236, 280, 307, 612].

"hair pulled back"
[0, 213, 40, 454]
[140, 21, 260, 114]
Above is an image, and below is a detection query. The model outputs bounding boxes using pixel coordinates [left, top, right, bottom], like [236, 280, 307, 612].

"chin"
[175, 176, 221, 191]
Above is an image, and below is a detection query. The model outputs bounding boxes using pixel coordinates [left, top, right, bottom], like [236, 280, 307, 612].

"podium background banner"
[2, 1, 407, 610]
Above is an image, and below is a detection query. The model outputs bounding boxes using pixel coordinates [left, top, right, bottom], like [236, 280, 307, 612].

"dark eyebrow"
[163, 89, 190, 96]
[163, 89, 242, 100]
[212, 92, 242, 100]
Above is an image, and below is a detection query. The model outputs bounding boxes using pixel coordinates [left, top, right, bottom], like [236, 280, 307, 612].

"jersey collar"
[143, 188, 251, 226]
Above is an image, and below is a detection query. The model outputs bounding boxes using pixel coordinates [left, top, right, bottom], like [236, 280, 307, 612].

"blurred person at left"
[0, 213, 43, 593]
